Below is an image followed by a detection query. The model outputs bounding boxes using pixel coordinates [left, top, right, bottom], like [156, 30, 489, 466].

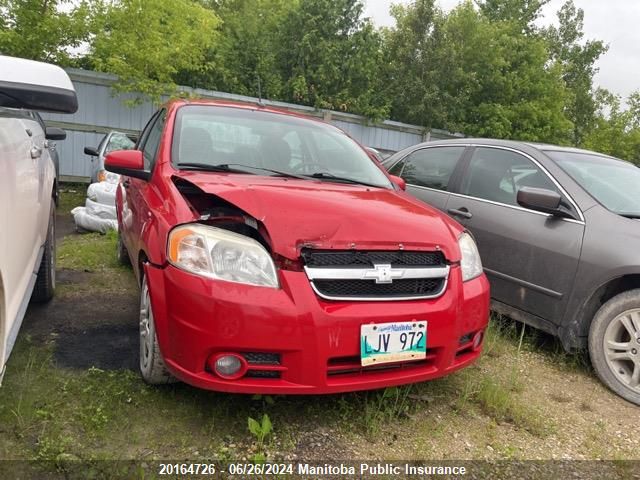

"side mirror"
[84, 146, 99, 157]
[517, 187, 564, 216]
[45, 127, 66, 141]
[390, 175, 406, 191]
[0, 55, 78, 113]
[105, 150, 150, 181]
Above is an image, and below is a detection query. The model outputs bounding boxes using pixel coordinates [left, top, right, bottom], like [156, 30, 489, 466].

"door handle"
[30, 146, 42, 159]
[447, 207, 473, 219]
[122, 179, 131, 189]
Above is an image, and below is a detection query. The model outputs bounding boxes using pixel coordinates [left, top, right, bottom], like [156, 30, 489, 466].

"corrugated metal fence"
[42, 69, 461, 180]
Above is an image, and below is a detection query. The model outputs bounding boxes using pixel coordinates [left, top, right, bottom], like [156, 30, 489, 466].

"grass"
[1, 217, 637, 468]
[58, 185, 87, 215]
[58, 230, 123, 272]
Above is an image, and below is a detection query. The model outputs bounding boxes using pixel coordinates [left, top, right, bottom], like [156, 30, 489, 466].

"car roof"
[165, 98, 338, 130]
[399, 138, 618, 160]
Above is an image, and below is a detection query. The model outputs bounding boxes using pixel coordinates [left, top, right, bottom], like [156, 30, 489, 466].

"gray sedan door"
[447, 146, 584, 328]
[387, 146, 467, 211]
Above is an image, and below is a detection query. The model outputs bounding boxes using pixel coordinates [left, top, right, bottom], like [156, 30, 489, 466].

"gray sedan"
[384, 138, 640, 405]
[84, 131, 136, 183]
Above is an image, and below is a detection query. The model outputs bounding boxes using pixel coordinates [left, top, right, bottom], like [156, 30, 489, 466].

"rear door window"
[396, 147, 466, 191]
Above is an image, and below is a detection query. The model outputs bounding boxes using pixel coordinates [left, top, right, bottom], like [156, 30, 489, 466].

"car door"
[387, 146, 468, 211]
[446, 146, 585, 328]
[123, 110, 165, 276]
[0, 110, 42, 368]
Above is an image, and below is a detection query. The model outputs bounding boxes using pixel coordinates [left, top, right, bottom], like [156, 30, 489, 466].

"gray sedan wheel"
[589, 289, 640, 406]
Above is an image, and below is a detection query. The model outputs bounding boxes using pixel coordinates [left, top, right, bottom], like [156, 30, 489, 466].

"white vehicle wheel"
[139, 273, 176, 384]
[32, 201, 56, 303]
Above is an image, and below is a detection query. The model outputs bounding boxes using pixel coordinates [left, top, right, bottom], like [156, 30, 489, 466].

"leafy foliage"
[583, 89, 640, 162]
[385, 0, 572, 142]
[0, 0, 636, 160]
[0, 0, 94, 64]
[88, 0, 220, 100]
[544, 1, 608, 145]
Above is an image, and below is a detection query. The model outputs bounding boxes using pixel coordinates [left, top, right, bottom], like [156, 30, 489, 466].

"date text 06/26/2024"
[158, 462, 467, 477]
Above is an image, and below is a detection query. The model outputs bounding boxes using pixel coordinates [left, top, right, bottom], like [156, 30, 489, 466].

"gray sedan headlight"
[168, 224, 279, 288]
[458, 232, 483, 282]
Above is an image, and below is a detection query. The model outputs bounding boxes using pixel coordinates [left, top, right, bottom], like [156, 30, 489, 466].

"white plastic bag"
[87, 181, 117, 206]
[85, 198, 117, 220]
[71, 207, 118, 233]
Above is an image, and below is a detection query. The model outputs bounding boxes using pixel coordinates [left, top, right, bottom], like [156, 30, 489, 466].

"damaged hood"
[175, 172, 463, 261]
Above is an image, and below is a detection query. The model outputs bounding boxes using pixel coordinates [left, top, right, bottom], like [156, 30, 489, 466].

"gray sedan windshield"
[548, 151, 640, 217]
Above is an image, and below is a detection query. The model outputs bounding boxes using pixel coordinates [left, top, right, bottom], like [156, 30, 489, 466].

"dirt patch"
[23, 276, 139, 370]
[56, 212, 76, 240]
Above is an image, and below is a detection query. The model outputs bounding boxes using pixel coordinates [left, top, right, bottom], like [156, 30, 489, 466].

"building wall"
[41, 69, 461, 180]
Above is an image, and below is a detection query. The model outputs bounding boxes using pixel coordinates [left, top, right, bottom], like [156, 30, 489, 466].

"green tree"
[544, 1, 608, 146]
[583, 89, 640, 163]
[382, 0, 448, 128]
[476, 0, 549, 33]
[384, 0, 572, 142]
[0, 0, 94, 64]
[278, 0, 389, 118]
[88, 0, 220, 101]
[180, 0, 296, 99]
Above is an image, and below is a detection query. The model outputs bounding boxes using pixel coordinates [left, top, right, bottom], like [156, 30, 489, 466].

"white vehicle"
[0, 56, 78, 383]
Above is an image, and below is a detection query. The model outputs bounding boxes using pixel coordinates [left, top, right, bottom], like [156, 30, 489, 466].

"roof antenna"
[257, 76, 264, 107]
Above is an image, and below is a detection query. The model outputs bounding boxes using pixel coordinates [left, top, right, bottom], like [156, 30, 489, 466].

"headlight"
[167, 224, 279, 288]
[458, 232, 483, 282]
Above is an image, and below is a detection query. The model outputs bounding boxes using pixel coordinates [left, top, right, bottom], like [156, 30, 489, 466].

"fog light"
[473, 331, 484, 350]
[211, 354, 246, 379]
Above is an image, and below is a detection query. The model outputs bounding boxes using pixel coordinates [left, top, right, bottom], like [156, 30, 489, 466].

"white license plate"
[360, 321, 427, 366]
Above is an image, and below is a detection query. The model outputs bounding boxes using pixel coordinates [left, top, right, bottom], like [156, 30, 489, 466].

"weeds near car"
[247, 414, 273, 463]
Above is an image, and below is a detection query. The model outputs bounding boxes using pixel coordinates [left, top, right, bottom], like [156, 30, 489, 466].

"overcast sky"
[363, 0, 639, 100]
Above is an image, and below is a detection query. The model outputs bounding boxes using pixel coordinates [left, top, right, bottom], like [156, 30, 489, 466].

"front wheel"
[589, 290, 640, 406]
[139, 273, 176, 385]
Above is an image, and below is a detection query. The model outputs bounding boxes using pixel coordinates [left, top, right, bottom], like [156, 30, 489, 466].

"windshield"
[172, 105, 392, 189]
[105, 132, 136, 154]
[547, 150, 640, 217]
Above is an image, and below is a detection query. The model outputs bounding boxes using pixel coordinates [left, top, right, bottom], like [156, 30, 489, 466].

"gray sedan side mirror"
[84, 146, 99, 157]
[517, 187, 575, 219]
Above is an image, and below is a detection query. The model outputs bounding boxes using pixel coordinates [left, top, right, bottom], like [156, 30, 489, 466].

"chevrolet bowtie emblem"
[363, 264, 405, 284]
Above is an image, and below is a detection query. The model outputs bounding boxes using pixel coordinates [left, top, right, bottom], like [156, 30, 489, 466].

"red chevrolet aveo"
[105, 100, 490, 394]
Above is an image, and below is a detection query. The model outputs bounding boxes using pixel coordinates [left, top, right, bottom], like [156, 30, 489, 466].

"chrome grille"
[301, 249, 445, 268]
[303, 250, 449, 301]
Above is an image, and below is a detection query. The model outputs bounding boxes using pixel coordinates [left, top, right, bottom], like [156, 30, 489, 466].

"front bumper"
[145, 263, 490, 394]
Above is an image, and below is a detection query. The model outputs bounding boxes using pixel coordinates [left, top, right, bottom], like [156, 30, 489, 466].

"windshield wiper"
[306, 172, 382, 189]
[176, 163, 256, 174]
[618, 212, 640, 219]
[220, 163, 308, 180]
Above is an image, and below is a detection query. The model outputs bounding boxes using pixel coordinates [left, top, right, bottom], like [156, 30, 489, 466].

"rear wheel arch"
[52, 178, 59, 206]
[563, 275, 640, 349]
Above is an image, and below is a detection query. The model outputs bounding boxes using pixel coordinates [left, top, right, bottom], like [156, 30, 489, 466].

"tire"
[139, 273, 176, 384]
[117, 232, 131, 266]
[31, 201, 56, 303]
[589, 289, 640, 406]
